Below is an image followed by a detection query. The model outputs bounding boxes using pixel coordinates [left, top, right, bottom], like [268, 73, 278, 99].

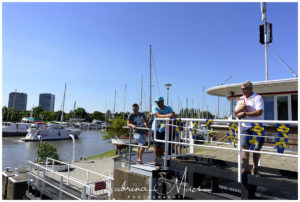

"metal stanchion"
[128, 127, 132, 170]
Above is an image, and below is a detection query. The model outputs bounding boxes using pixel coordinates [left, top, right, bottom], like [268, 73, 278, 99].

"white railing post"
[52, 160, 54, 178]
[110, 179, 114, 200]
[35, 166, 40, 186]
[88, 187, 91, 200]
[81, 186, 87, 200]
[185, 129, 188, 154]
[86, 171, 89, 184]
[40, 169, 46, 199]
[164, 120, 169, 168]
[189, 121, 194, 154]
[170, 119, 173, 156]
[45, 158, 48, 175]
[67, 164, 70, 185]
[27, 164, 32, 190]
[237, 121, 242, 183]
[59, 176, 63, 200]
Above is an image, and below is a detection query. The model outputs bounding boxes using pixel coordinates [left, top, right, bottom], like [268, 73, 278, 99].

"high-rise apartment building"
[8, 92, 27, 111]
[39, 93, 55, 112]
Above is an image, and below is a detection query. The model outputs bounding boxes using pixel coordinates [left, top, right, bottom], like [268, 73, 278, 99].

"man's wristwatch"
[242, 112, 246, 118]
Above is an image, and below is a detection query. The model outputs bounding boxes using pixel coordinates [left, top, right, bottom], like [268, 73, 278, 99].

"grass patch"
[87, 149, 118, 159]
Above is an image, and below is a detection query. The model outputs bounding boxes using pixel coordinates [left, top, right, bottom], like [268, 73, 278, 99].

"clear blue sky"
[2, 2, 298, 117]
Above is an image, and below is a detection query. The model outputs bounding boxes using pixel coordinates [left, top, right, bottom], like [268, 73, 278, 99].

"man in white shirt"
[234, 81, 264, 175]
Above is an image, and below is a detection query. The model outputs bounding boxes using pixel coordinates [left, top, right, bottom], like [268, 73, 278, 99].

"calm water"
[2, 130, 114, 170]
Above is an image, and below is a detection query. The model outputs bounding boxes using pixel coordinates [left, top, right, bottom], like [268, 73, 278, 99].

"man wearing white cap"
[152, 96, 175, 159]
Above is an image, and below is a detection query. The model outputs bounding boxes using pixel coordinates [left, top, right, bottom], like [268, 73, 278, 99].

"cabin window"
[277, 96, 288, 120]
[292, 94, 298, 120]
[263, 97, 274, 120]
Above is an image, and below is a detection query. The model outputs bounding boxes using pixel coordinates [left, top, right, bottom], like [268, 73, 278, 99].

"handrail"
[28, 160, 113, 200]
[121, 126, 152, 169]
[153, 118, 298, 183]
[29, 161, 89, 187]
[156, 118, 298, 125]
[27, 172, 82, 200]
[46, 158, 113, 181]
[46, 157, 114, 200]
[122, 126, 152, 149]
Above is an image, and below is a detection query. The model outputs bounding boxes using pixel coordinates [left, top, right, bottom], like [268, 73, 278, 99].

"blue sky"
[2, 2, 298, 116]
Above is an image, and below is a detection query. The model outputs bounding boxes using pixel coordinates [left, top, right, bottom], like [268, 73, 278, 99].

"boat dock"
[2, 148, 298, 200]
[2, 118, 298, 200]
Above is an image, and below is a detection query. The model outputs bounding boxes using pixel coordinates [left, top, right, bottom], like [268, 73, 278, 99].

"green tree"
[105, 110, 112, 121]
[49, 112, 56, 121]
[74, 108, 87, 119]
[2, 106, 8, 121]
[5, 107, 20, 122]
[102, 118, 129, 140]
[91, 111, 105, 121]
[33, 106, 44, 119]
[19, 110, 31, 119]
[37, 142, 59, 163]
[40, 111, 51, 121]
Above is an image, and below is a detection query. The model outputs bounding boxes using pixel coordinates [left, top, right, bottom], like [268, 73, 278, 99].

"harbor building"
[39, 93, 55, 111]
[8, 92, 27, 111]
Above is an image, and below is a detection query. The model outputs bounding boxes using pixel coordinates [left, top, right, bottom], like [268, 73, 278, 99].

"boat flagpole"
[149, 44, 152, 112]
[261, 2, 269, 80]
[61, 83, 67, 122]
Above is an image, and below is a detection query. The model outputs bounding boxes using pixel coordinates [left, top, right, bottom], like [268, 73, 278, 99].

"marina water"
[2, 130, 114, 170]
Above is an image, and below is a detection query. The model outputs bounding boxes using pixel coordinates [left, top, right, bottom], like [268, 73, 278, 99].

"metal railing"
[27, 158, 114, 200]
[121, 126, 152, 169]
[153, 118, 298, 183]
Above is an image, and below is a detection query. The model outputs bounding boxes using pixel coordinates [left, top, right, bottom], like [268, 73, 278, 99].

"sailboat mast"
[149, 44, 152, 112]
[30, 105, 34, 118]
[61, 83, 67, 122]
[113, 89, 117, 114]
[73, 101, 76, 119]
[123, 84, 126, 119]
[11, 89, 17, 121]
[140, 76, 143, 112]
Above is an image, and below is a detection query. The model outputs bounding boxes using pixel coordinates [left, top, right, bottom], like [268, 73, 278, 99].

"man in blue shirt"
[152, 96, 175, 158]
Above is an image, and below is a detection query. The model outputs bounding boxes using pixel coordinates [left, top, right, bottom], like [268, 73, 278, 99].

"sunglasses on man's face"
[132, 108, 138, 111]
[241, 87, 248, 91]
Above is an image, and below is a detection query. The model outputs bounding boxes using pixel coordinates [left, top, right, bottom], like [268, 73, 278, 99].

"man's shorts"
[134, 133, 147, 146]
[241, 128, 264, 149]
[152, 131, 165, 147]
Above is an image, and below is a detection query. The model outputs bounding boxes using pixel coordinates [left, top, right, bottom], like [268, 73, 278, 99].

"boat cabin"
[206, 78, 298, 120]
[21, 117, 43, 123]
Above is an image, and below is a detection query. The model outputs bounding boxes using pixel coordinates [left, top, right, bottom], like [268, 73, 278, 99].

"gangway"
[26, 158, 114, 200]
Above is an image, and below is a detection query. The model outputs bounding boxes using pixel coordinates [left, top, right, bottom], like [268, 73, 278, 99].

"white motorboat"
[92, 119, 103, 129]
[2, 122, 31, 137]
[21, 122, 81, 141]
[87, 120, 102, 130]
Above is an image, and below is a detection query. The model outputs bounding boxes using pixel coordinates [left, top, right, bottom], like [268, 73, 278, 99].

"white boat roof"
[206, 78, 298, 97]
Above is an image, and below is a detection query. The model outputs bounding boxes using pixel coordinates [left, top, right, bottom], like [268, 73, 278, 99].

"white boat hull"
[2, 122, 30, 137]
[21, 124, 81, 141]
[111, 137, 137, 145]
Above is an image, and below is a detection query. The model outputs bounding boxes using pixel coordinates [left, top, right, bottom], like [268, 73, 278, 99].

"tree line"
[2, 106, 214, 123]
[2, 106, 112, 122]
